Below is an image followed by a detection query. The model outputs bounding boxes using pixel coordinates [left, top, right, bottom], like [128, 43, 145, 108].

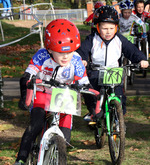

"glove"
[27, 79, 34, 89]
[18, 97, 33, 111]
[83, 21, 88, 25]
[18, 97, 28, 110]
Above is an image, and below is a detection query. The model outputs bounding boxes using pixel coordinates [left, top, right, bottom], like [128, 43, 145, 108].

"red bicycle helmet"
[44, 19, 80, 53]
[94, 1, 104, 10]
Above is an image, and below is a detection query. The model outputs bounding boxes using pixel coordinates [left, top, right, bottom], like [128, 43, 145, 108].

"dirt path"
[4, 19, 85, 28]
[4, 20, 43, 28]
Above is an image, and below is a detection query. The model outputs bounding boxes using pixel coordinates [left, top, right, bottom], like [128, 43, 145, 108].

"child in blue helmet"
[119, 0, 147, 37]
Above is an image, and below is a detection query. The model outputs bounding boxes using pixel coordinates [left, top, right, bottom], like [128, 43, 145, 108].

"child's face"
[122, 9, 132, 19]
[48, 50, 74, 67]
[99, 22, 116, 40]
[136, 3, 144, 14]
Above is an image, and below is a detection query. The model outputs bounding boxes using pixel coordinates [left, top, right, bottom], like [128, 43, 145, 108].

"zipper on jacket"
[105, 44, 108, 66]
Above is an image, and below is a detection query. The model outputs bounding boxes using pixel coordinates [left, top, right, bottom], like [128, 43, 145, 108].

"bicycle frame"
[26, 78, 97, 165]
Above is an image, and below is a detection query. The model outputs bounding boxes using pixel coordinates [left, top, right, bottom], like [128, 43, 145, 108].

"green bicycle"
[89, 64, 129, 165]
[89, 63, 140, 164]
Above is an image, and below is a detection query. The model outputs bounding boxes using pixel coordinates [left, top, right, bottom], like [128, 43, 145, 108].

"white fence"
[19, 8, 87, 24]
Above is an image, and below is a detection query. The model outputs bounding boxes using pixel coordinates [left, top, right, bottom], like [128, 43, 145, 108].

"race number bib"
[98, 67, 124, 85]
[126, 35, 134, 44]
[49, 88, 81, 116]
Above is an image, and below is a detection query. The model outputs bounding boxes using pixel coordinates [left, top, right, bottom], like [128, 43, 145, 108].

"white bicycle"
[25, 77, 95, 165]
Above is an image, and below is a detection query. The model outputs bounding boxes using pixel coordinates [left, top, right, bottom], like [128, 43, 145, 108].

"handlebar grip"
[89, 88, 100, 96]
[36, 79, 42, 84]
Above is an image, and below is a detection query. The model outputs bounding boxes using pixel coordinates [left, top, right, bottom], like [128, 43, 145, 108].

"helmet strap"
[97, 23, 100, 34]
[115, 25, 118, 33]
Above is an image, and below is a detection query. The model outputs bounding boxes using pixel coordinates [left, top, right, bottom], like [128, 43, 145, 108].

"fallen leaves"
[3, 163, 11, 165]
[69, 149, 85, 155]
[130, 146, 139, 151]
[68, 140, 95, 155]
[81, 140, 95, 146]
[0, 156, 13, 161]
[0, 44, 40, 56]
[9, 141, 21, 150]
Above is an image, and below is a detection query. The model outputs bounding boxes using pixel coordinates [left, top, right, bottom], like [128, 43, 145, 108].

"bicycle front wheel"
[108, 100, 125, 165]
[43, 135, 67, 165]
[94, 118, 106, 149]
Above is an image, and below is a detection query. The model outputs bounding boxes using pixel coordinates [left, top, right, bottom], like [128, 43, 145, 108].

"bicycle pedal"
[88, 121, 96, 125]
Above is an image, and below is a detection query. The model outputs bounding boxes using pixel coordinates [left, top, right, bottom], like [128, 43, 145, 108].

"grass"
[0, 96, 150, 164]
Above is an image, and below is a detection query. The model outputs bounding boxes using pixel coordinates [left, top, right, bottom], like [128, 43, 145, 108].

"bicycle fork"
[37, 125, 64, 165]
[105, 93, 121, 136]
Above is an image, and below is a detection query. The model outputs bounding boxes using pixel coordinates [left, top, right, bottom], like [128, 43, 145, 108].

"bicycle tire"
[123, 74, 127, 94]
[43, 135, 67, 165]
[94, 118, 106, 149]
[108, 100, 125, 165]
[128, 72, 134, 85]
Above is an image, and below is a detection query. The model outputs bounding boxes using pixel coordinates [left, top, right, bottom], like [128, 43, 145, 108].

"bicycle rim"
[108, 100, 125, 165]
[26, 152, 38, 165]
[25, 140, 40, 165]
[43, 135, 67, 165]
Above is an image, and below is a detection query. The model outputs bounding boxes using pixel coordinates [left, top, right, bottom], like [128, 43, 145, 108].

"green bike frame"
[105, 93, 121, 135]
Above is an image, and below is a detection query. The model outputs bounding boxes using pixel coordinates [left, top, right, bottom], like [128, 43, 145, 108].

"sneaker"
[14, 160, 25, 165]
[83, 113, 92, 122]
[1, 12, 7, 17]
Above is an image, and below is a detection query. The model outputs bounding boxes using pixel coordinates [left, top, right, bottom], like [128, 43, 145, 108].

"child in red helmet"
[83, 1, 104, 32]
[14, 19, 96, 165]
[77, 6, 149, 116]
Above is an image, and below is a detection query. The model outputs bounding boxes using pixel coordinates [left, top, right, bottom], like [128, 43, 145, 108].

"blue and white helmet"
[119, 0, 134, 10]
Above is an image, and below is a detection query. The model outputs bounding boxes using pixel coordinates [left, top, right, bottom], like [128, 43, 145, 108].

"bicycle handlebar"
[88, 62, 141, 71]
[27, 76, 100, 97]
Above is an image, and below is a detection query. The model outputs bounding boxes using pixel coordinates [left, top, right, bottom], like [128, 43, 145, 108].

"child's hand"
[140, 60, 149, 68]
[82, 60, 87, 67]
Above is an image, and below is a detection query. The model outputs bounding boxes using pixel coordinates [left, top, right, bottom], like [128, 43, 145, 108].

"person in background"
[133, 0, 150, 50]
[119, 0, 146, 35]
[145, 0, 150, 12]
[83, 1, 104, 32]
